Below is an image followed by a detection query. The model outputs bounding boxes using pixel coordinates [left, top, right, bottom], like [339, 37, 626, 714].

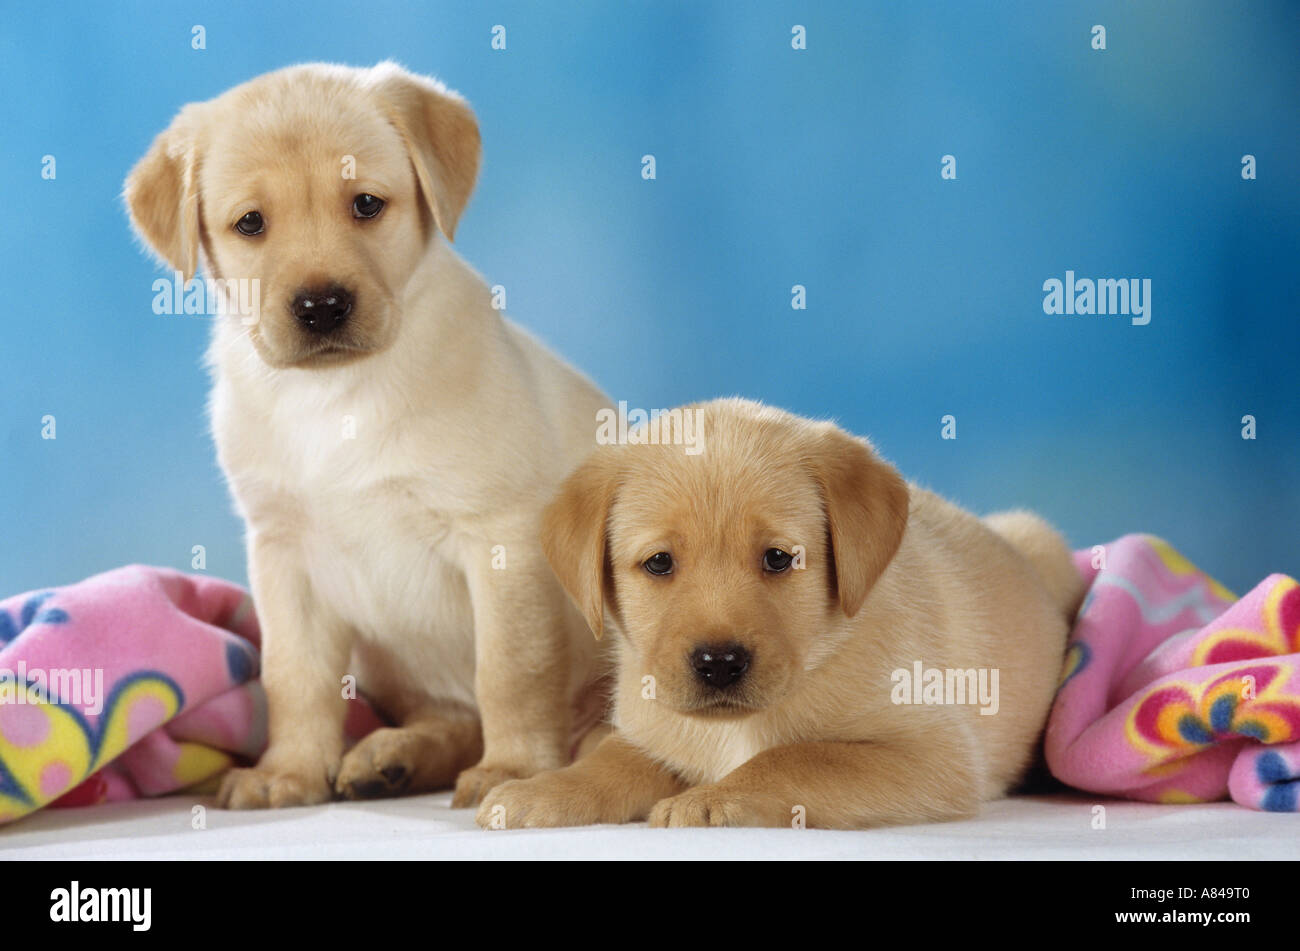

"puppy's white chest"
[221, 389, 463, 643]
[300, 483, 454, 632]
[702, 725, 767, 783]
[625, 711, 769, 786]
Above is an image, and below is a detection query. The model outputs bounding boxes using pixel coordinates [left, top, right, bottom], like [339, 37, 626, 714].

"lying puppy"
[478, 398, 1084, 828]
[125, 62, 610, 808]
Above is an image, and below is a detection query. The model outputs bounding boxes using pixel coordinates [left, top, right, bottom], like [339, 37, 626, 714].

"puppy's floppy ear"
[806, 426, 910, 618]
[370, 62, 481, 242]
[124, 104, 204, 281]
[542, 452, 620, 640]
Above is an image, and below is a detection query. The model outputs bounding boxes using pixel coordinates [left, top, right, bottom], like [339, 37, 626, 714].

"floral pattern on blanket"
[0, 566, 269, 824]
[1047, 536, 1300, 811]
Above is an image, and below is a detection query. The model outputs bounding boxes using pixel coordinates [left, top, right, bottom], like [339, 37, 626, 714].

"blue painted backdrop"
[2, 1, 1297, 594]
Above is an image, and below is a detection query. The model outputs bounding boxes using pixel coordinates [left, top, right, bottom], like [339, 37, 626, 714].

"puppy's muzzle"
[291, 284, 354, 334]
[691, 643, 750, 689]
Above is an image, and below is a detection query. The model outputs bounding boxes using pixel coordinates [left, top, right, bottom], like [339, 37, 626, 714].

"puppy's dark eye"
[235, 211, 264, 236]
[643, 552, 674, 576]
[763, 548, 793, 573]
[352, 194, 385, 219]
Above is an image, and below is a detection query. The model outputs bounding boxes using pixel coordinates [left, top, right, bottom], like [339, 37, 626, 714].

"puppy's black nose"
[291, 285, 353, 333]
[691, 644, 750, 688]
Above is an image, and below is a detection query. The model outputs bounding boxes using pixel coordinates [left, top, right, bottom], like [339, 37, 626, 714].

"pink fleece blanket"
[0, 565, 378, 825]
[1046, 535, 1300, 811]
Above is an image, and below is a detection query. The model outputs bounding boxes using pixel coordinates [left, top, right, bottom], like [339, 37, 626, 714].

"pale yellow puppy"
[125, 62, 611, 809]
[479, 398, 1083, 829]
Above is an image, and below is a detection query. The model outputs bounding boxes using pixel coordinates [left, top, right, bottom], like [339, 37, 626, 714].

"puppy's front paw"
[648, 786, 788, 828]
[216, 764, 333, 810]
[452, 763, 524, 808]
[476, 773, 620, 829]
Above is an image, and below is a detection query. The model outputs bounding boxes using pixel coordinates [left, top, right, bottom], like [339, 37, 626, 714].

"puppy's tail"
[984, 510, 1086, 623]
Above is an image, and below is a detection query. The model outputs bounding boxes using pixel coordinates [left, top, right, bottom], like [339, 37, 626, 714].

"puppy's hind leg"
[983, 509, 1085, 620]
[336, 699, 483, 800]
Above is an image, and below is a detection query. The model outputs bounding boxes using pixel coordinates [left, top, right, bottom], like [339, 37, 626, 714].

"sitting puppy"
[125, 62, 610, 808]
[478, 398, 1084, 828]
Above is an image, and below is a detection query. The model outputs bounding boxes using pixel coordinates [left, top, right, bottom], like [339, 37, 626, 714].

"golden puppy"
[125, 62, 610, 808]
[478, 398, 1084, 829]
